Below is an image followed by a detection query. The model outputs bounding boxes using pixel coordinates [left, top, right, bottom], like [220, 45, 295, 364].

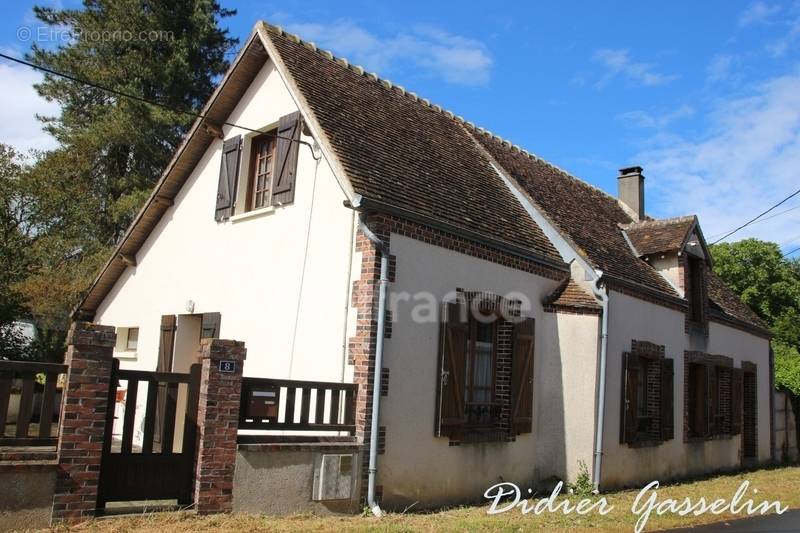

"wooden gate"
[97, 359, 201, 508]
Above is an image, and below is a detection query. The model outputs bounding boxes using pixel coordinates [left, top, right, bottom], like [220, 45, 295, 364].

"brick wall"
[349, 213, 563, 502]
[194, 339, 247, 515]
[51, 322, 116, 523]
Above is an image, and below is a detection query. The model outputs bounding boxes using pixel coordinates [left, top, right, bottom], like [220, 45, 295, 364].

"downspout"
[356, 212, 388, 517]
[591, 272, 609, 492]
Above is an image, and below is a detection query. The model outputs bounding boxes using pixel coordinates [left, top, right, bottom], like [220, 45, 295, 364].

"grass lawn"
[46, 466, 800, 533]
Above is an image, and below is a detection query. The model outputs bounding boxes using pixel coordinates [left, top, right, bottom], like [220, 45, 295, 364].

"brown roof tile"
[544, 277, 601, 309]
[264, 26, 562, 265]
[706, 270, 767, 330]
[473, 133, 678, 296]
[622, 216, 696, 256]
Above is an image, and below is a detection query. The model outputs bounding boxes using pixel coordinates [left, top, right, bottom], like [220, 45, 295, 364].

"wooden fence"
[239, 377, 357, 436]
[0, 360, 68, 446]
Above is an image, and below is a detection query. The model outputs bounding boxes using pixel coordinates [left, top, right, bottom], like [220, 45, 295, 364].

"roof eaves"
[75, 29, 269, 317]
[355, 196, 569, 273]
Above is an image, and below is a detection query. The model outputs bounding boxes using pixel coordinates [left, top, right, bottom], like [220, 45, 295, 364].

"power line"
[0, 52, 320, 159]
[785, 246, 800, 258]
[711, 186, 800, 244]
[707, 204, 800, 238]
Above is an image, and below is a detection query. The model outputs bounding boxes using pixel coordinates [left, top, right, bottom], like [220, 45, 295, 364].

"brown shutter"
[510, 317, 535, 435]
[621, 352, 640, 444]
[435, 301, 468, 440]
[660, 358, 675, 441]
[700, 365, 714, 437]
[215, 136, 241, 221]
[708, 365, 718, 435]
[271, 111, 302, 205]
[731, 368, 743, 435]
[201, 312, 221, 339]
[157, 315, 176, 372]
[155, 315, 176, 443]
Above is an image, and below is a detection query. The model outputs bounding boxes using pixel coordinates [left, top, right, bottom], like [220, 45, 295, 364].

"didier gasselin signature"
[484, 480, 788, 533]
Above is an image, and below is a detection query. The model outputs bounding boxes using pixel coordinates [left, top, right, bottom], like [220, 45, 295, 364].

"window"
[621, 341, 674, 446]
[685, 353, 741, 440]
[247, 134, 276, 211]
[114, 327, 139, 357]
[687, 362, 707, 438]
[435, 295, 534, 442]
[687, 256, 705, 323]
[464, 314, 497, 427]
[125, 327, 139, 351]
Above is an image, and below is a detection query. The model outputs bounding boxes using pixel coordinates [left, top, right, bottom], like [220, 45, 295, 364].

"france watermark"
[16, 25, 174, 44]
[484, 480, 788, 533]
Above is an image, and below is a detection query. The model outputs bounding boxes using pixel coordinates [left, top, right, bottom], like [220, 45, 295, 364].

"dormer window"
[687, 256, 705, 323]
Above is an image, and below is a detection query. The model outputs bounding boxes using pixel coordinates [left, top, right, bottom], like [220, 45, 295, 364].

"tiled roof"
[264, 26, 562, 266]
[544, 277, 601, 310]
[706, 270, 766, 329]
[473, 133, 678, 296]
[622, 216, 696, 256]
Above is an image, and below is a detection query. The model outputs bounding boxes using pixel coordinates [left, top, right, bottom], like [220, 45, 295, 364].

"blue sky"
[2, 1, 800, 250]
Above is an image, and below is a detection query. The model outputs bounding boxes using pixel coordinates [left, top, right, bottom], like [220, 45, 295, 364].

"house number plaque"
[219, 360, 236, 373]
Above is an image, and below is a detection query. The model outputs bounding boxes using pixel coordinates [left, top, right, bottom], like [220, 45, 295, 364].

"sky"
[2, 1, 800, 252]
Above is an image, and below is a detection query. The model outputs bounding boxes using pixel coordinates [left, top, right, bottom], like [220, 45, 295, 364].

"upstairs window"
[247, 134, 276, 211]
[687, 256, 705, 323]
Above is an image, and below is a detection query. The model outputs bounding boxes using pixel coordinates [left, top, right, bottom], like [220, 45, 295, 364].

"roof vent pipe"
[617, 166, 645, 221]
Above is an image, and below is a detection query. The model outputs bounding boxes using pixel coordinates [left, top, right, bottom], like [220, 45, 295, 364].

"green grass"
[44, 465, 800, 533]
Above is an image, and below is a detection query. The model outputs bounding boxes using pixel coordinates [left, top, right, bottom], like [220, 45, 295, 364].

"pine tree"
[17, 0, 238, 334]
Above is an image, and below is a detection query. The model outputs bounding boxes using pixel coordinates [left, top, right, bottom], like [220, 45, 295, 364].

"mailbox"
[247, 387, 278, 418]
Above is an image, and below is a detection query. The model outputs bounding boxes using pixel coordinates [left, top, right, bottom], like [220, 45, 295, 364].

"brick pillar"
[51, 322, 116, 524]
[194, 338, 246, 515]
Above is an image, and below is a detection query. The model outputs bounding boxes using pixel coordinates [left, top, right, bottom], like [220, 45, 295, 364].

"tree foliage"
[711, 239, 800, 457]
[7, 0, 237, 342]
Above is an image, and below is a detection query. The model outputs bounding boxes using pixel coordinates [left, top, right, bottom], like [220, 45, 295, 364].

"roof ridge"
[261, 21, 624, 205]
[620, 215, 697, 230]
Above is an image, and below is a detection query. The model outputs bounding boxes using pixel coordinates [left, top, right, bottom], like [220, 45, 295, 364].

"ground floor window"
[684, 351, 743, 441]
[621, 340, 674, 446]
[435, 291, 534, 443]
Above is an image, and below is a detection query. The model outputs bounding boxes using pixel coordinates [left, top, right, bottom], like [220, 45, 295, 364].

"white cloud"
[739, 1, 781, 27]
[617, 105, 695, 129]
[0, 61, 58, 154]
[635, 72, 800, 244]
[280, 19, 492, 85]
[706, 54, 737, 84]
[592, 49, 679, 88]
[767, 17, 800, 57]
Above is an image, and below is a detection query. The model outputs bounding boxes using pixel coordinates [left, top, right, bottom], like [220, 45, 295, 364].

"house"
[74, 22, 773, 512]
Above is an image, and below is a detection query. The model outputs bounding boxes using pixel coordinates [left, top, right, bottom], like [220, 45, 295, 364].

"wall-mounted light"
[185, 300, 195, 313]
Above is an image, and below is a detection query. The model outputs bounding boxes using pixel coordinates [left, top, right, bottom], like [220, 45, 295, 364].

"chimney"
[618, 166, 645, 221]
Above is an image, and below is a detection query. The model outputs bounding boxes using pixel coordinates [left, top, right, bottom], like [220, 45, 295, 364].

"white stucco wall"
[600, 290, 771, 489]
[377, 234, 599, 509]
[94, 58, 355, 384]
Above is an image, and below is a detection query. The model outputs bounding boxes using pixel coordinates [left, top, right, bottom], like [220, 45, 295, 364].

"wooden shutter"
[201, 312, 221, 339]
[660, 358, 675, 441]
[155, 315, 176, 443]
[435, 301, 468, 440]
[215, 136, 241, 221]
[157, 315, 176, 372]
[731, 368, 743, 435]
[510, 317, 535, 435]
[271, 111, 302, 205]
[707, 365, 718, 435]
[621, 352, 640, 444]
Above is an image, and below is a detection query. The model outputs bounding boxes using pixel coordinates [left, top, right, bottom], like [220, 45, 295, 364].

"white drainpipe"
[357, 213, 388, 517]
[591, 272, 609, 491]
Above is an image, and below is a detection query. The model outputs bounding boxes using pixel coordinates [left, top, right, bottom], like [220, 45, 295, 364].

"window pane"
[126, 327, 138, 351]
